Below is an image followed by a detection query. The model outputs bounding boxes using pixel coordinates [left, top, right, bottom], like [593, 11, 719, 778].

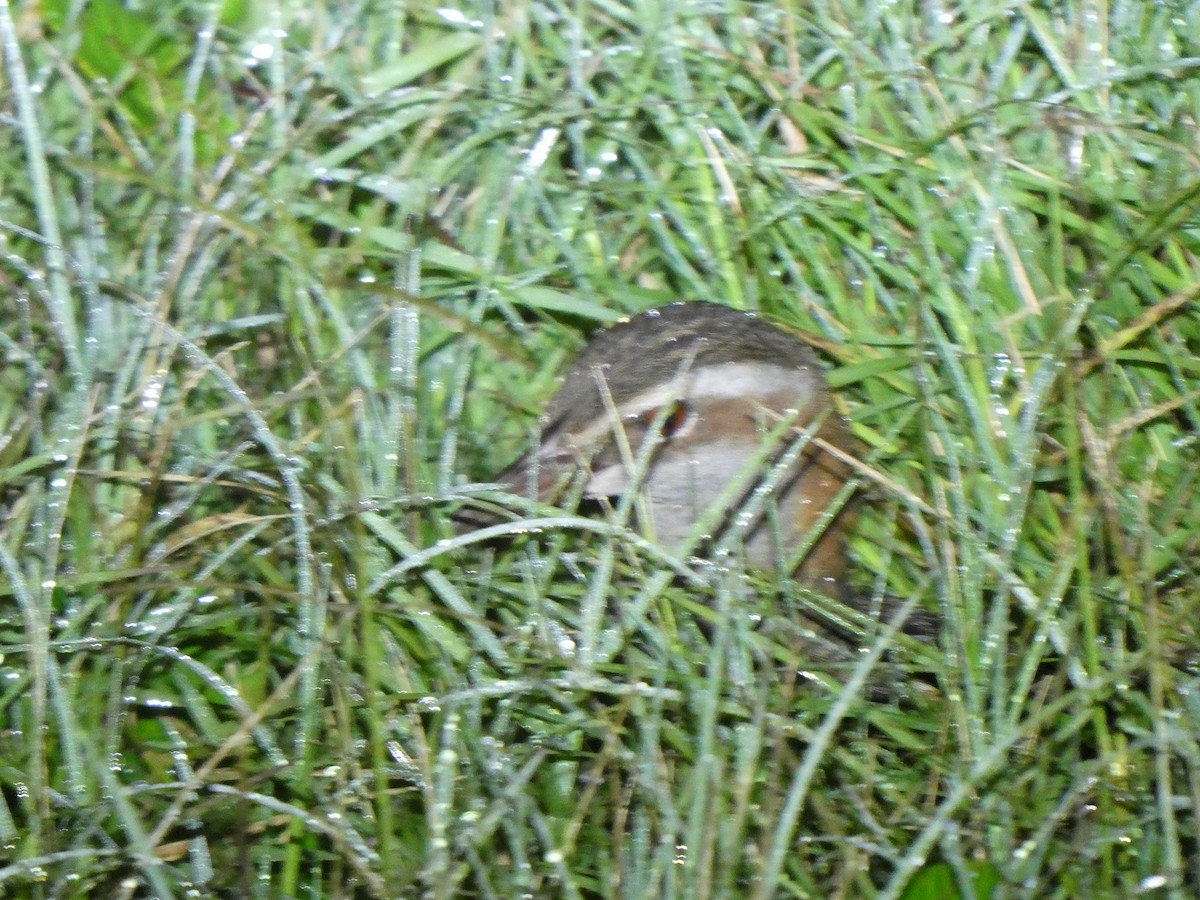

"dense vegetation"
[2, 1, 1198, 897]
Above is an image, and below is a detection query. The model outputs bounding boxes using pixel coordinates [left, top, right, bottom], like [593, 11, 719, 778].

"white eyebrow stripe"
[562, 360, 820, 448]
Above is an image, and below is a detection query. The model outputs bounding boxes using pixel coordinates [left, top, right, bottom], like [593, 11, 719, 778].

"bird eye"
[663, 400, 692, 437]
[633, 400, 692, 440]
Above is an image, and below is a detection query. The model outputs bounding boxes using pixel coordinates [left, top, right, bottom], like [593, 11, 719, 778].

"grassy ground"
[2, 0, 1199, 897]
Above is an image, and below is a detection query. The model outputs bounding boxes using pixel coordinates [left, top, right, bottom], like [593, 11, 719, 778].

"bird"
[489, 301, 858, 589]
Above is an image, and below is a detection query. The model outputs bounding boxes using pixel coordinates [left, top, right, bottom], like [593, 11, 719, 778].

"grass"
[1, 0, 1198, 897]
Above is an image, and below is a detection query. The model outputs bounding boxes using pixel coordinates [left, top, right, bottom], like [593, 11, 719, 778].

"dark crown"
[542, 301, 824, 435]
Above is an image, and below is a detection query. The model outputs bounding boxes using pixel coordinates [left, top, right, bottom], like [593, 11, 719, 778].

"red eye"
[638, 400, 692, 438]
[664, 400, 692, 436]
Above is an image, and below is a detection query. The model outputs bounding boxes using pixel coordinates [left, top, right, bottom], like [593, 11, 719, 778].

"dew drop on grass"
[246, 42, 274, 62]
[1138, 875, 1168, 891]
[436, 7, 468, 25]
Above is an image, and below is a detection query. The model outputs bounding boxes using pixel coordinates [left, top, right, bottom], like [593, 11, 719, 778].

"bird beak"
[491, 440, 581, 503]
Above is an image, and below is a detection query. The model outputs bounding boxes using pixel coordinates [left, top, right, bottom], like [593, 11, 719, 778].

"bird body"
[496, 302, 856, 585]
